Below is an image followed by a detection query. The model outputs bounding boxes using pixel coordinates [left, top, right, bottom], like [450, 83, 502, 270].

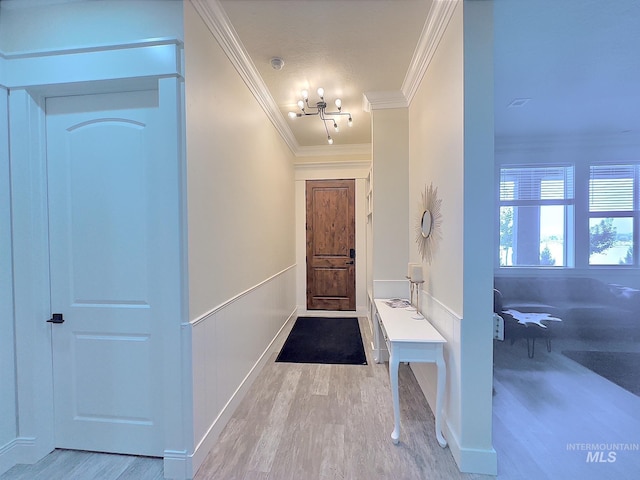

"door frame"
[294, 162, 371, 316]
[8, 76, 187, 469]
[305, 179, 356, 311]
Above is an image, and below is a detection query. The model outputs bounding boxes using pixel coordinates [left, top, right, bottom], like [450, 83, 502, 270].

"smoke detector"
[270, 57, 285, 71]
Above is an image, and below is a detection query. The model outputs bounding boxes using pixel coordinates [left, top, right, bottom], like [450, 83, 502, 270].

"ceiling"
[218, 0, 640, 151]
[218, 0, 433, 151]
[4, 0, 639, 151]
[494, 0, 640, 141]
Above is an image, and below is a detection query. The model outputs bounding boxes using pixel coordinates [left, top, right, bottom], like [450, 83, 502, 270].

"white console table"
[374, 299, 447, 448]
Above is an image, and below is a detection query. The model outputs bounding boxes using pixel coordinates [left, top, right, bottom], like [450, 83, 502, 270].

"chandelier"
[288, 87, 353, 144]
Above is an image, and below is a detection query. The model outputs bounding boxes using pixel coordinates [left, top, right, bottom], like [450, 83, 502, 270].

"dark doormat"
[562, 350, 640, 396]
[276, 317, 367, 365]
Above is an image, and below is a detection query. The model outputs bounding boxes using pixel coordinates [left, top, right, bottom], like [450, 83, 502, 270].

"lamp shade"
[410, 264, 423, 282]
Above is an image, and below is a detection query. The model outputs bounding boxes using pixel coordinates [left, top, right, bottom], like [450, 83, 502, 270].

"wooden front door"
[306, 179, 356, 311]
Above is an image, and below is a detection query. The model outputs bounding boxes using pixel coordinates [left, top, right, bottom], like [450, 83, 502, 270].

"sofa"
[494, 276, 640, 341]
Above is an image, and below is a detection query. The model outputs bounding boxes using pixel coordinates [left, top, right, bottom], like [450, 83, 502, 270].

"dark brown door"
[306, 179, 356, 311]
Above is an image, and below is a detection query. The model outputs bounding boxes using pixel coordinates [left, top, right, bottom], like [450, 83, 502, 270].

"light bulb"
[327, 136, 333, 145]
[297, 100, 304, 110]
[288, 111, 297, 118]
[348, 116, 353, 127]
[301, 89, 308, 100]
[317, 87, 324, 98]
[334, 122, 339, 132]
[334, 98, 342, 109]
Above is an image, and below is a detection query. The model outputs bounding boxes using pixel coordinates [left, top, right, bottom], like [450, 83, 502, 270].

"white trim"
[294, 308, 367, 318]
[362, 91, 408, 112]
[187, 264, 296, 327]
[190, 0, 299, 155]
[294, 160, 371, 171]
[187, 307, 296, 479]
[402, 0, 460, 104]
[1, 41, 183, 90]
[0, 437, 40, 476]
[294, 161, 371, 181]
[295, 143, 371, 157]
[162, 449, 190, 480]
[0, 439, 19, 476]
[9, 88, 56, 462]
[496, 132, 640, 152]
[443, 425, 498, 475]
[0, 37, 180, 60]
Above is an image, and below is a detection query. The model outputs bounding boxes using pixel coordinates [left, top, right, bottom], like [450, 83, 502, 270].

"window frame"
[496, 160, 640, 271]
[587, 163, 639, 267]
[498, 164, 575, 268]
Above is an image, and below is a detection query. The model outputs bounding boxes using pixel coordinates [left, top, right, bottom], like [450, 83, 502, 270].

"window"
[588, 164, 639, 265]
[499, 165, 574, 267]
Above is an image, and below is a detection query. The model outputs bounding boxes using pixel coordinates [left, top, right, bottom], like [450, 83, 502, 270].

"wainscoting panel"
[188, 265, 296, 477]
[410, 288, 461, 465]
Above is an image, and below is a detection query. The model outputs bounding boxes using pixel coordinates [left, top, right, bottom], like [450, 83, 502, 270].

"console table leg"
[435, 352, 447, 448]
[389, 353, 400, 445]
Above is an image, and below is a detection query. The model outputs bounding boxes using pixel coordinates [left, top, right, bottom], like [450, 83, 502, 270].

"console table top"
[375, 299, 446, 344]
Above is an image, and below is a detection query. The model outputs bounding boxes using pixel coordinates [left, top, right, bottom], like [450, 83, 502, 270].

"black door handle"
[47, 313, 64, 324]
[346, 260, 354, 265]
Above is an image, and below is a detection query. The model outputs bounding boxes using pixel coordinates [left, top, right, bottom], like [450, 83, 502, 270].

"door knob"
[47, 313, 64, 324]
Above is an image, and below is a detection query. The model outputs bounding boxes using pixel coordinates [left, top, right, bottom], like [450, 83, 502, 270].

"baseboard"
[0, 437, 43, 476]
[162, 450, 190, 480]
[0, 439, 18, 476]
[444, 420, 497, 476]
[180, 307, 297, 480]
[295, 306, 367, 317]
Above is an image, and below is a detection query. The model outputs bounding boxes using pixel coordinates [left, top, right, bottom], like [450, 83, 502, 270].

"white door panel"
[46, 90, 163, 456]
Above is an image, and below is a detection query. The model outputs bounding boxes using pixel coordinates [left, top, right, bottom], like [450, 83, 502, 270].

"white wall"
[293, 160, 371, 315]
[0, 87, 17, 476]
[1, 1, 187, 476]
[183, 2, 295, 318]
[408, 1, 496, 475]
[183, 3, 297, 476]
[0, 0, 183, 53]
[371, 108, 410, 297]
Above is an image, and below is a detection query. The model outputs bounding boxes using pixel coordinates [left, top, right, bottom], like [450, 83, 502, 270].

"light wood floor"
[194, 317, 486, 480]
[0, 449, 164, 480]
[492, 334, 640, 480]
[4, 318, 640, 479]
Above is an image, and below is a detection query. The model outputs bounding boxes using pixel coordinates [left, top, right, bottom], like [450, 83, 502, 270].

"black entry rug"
[562, 350, 640, 396]
[276, 317, 367, 365]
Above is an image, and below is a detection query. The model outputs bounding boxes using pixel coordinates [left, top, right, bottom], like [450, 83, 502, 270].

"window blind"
[589, 164, 637, 212]
[500, 166, 574, 201]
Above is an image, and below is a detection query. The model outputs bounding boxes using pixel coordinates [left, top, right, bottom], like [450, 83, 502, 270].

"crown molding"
[402, 0, 460, 104]
[362, 91, 408, 112]
[495, 132, 640, 152]
[192, 0, 299, 155]
[295, 143, 371, 158]
[294, 160, 371, 170]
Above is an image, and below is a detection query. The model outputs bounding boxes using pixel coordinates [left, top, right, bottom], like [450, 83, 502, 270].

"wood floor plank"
[6, 317, 639, 479]
[0, 450, 162, 480]
[318, 423, 345, 480]
[245, 367, 301, 474]
[196, 317, 475, 480]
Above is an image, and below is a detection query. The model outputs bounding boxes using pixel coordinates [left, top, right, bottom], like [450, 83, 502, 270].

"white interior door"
[46, 90, 165, 456]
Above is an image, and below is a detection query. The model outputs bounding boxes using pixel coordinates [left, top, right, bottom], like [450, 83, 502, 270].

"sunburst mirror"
[415, 183, 443, 263]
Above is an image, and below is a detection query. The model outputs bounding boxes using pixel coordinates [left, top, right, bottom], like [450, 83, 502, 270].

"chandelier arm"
[322, 118, 331, 136]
